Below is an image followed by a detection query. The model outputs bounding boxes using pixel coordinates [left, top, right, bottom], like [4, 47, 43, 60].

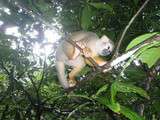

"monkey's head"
[96, 35, 114, 56]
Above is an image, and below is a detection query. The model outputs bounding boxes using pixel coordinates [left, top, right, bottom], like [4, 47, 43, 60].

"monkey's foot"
[68, 79, 77, 88]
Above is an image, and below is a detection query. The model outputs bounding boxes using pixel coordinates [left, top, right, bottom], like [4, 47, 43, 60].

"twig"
[113, 0, 151, 58]
[37, 60, 47, 91]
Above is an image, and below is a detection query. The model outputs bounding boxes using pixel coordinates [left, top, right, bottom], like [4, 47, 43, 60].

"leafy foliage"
[0, 0, 160, 120]
[126, 32, 160, 67]
[81, 5, 93, 30]
[89, 2, 114, 12]
[93, 80, 148, 120]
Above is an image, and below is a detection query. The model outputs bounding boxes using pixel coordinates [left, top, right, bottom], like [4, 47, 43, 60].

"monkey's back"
[56, 31, 99, 63]
[69, 31, 98, 42]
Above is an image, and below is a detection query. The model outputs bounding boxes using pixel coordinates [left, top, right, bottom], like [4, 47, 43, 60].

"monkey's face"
[96, 35, 114, 56]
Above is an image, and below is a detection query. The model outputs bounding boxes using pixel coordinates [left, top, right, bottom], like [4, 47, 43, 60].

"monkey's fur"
[56, 31, 114, 89]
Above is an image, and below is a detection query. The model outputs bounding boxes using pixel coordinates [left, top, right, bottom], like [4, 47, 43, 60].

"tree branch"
[113, 0, 151, 58]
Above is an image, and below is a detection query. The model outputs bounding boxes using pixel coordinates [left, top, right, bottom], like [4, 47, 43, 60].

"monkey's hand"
[68, 79, 77, 88]
[82, 47, 92, 58]
[76, 41, 92, 57]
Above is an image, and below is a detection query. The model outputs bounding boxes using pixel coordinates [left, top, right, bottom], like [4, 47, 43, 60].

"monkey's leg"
[85, 56, 107, 67]
[55, 61, 69, 89]
[68, 65, 85, 87]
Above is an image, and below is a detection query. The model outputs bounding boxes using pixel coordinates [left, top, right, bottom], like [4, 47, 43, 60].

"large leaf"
[89, 2, 113, 12]
[68, 94, 93, 101]
[94, 96, 120, 113]
[95, 84, 109, 96]
[111, 81, 149, 102]
[138, 47, 160, 68]
[126, 32, 160, 67]
[81, 5, 92, 30]
[126, 32, 158, 50]
[94, 95, 144, 120]
[94, 89, 146, 120]
[120, 105, 145, 120]
[93, 81, 148, 120]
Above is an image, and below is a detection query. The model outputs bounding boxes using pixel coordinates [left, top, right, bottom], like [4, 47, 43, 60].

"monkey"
[55, 31, 114, 89]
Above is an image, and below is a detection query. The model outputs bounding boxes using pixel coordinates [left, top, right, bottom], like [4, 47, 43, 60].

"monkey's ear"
[100, 35, 110, 42]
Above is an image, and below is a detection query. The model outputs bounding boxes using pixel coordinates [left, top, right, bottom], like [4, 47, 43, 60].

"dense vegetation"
[0, 0, 160, 120]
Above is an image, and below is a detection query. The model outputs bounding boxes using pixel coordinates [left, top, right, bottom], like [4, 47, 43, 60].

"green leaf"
[95, 95, 144, 119]
[138, 47, 160, 68]
[89, 2, 113, 12]
[126, 32, 158, 51]
[111, 81, 149, 100]
[68, 94, 93, 101]
[94, 96, 120, 113]
[152, 101, 160, 112]
[96, 84, 109, 96]
[81, 5, 92, 30]
[78, 66, 91, 76]
[0, 74, 7, 81]
[126, 32, 160, 67]
[120, 105, 145, 120]
[34, 70, 43, 80]
[66, 102, 90, 120]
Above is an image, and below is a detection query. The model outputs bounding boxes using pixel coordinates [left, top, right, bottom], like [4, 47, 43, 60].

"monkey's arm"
[68, 64, 85, 87]
[93, 56, 107, 66]
[85, 56, 107, 67]
[56, 61, 69, 89]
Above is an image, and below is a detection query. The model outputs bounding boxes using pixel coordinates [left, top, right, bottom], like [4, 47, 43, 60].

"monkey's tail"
[55, 61, 69, 89]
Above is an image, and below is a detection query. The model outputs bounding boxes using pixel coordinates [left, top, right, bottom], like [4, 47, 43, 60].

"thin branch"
[28, 73, 38, 91]
[37, 60, 47, 91]
[113, 0, 151, 58]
